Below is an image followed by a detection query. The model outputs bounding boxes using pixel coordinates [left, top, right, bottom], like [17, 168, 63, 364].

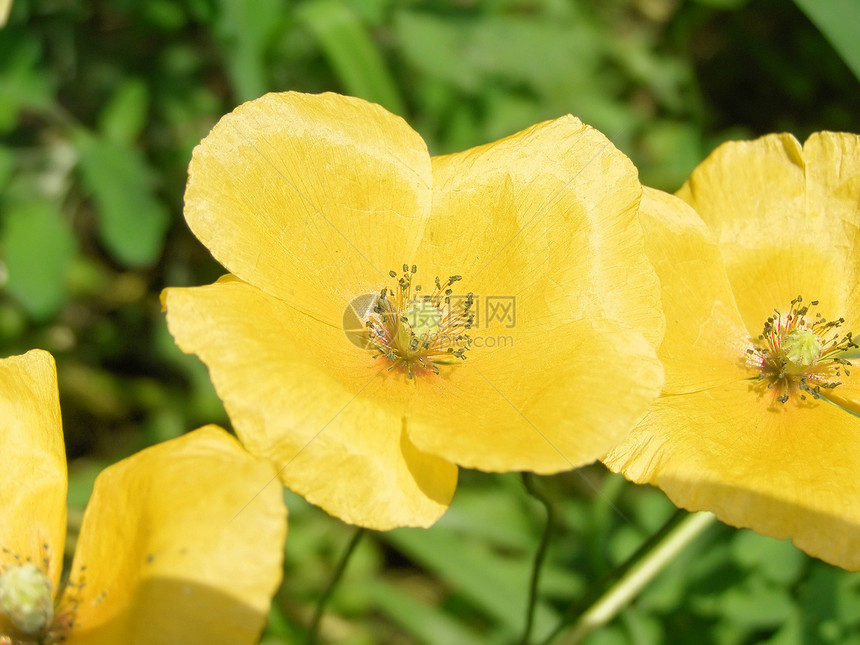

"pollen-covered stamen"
[747, 295, 858, 403]
[44, 563, 88, 645]
[364, 264, 475, 378]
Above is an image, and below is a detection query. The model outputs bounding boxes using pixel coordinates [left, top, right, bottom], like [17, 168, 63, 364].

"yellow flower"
[162, 91, 665, 530]
[0, 350, 287, 644]
[604, 132, 860, 570]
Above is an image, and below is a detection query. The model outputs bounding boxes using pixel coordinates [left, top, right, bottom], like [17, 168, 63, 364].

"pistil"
[0, 562, 53, 638]
[747, 296, 857, 403]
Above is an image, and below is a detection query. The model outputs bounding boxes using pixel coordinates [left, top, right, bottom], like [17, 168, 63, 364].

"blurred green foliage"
[1, 0, 858, 643]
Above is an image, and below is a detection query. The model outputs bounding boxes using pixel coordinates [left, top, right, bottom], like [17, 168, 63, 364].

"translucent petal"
[636, 187, 750, 393]
[404, 318, 663, 473]
[163, 280, 456, 530]
[676, 132, 860, 333]
[422, 115, 664, 347]
[184, 91, 433, 323]
[610, 134, 860, 570]
[402, 117, 666, 471]
[0, 350, 66, 591]
[62, 426, 287, 645]
[606, 382, 860, 570]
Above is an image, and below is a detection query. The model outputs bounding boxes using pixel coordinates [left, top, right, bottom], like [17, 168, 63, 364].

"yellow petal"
[162, 279, 457, 530]
[636, 187, 750, 393]
[404, 319, 663, 473]
[0, 350, 66, 589]
[422, 115, 664, 348]
[169, 110, 667, 481]
[822, 373, 860, 416]
[676, 132, 860, 332]
[609, 139, 860, 570]
[184, 91, 432, 324]
[803, 132, 860, 323]
[60, 426, 287, 645]
[403, 117, 666, 471]
[605, 382, 860, 570]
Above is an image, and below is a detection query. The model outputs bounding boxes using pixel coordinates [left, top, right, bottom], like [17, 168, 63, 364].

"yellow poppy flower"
[604, 132, 860, 570]
[162, 91, 665, 530]
[0, 350, 287, 644]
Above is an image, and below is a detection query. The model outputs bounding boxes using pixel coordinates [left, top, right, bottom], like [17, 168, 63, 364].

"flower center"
[364, 264, 474, 378]
[0, 563, 53, 638]
[782, 329, 821, 366]
[747, 296, 857, 403]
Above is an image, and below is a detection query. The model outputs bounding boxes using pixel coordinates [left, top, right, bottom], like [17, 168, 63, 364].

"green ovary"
[397, 301, 443, 350]
[783, 329, 822, 367]
[0, 562, 53, 636]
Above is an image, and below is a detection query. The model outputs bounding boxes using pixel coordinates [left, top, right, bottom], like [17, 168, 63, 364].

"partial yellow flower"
[0, 0, 11, 28]
[604, 132, 860, 570]
[0, 350, 287, 644]
[162, 91, 665, 530]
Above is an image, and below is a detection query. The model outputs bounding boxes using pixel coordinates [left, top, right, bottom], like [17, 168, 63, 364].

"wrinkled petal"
[608, 140, 860, 570]
[168, 92, 668, 522]
[822, 374, 860, 416]
[635, 187, 750, 394]
[406, 117, 665, 470]
[404, 318, 663, 473]
[423, 115, 664, 347]
[676, 132, 860, 333]
[184, 91, 433, 324]
[0, 350, 66, 590]
[162, 279, 457, 530]
[61, 426, 287, 645]
[605, 382, 860, 570]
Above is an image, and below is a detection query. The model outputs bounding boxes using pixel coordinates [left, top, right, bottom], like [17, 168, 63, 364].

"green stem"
[520, 473, 556, 645]
[307, 526, 366, 644]
[546, 511, 716, 645]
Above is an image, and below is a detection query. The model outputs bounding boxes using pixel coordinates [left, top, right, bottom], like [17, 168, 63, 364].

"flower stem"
[307, 526, 366, 644]
[546, 510, 716, 645]
[520, 473, 556, 645]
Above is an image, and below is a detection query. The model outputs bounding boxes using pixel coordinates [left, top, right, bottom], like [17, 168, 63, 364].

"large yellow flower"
[162, 91, 665, 530]
[604, 132, 860, 570]
[0, 350, 287, 644]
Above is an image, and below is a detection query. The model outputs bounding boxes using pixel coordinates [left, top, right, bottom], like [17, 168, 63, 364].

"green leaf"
[393, 12, 481, 92]
[298, 0, 405, 116]
[793, 0, 860, 82]
[0, 34, 55, 133]
[74, 131, 170, 268]
[383, 521, 560, 637]
[364, 578, 488, 645]
[730, 529, 805, 586]
[0, 145, 15, 190]
[213, 0, 284, 101]
[394, 11, 599, 94]
[99, 78, 149, 145]
[2, 200, 76, 320]
[718, 578, 794, 628]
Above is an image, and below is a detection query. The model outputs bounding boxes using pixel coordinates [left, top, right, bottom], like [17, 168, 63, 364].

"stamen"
[748, 296, 855, 404]
[361, 264, 473, 378]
